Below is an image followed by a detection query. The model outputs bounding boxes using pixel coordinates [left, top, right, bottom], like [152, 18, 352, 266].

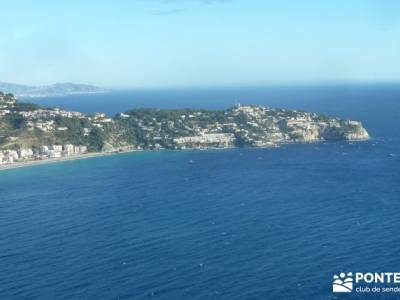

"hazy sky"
[0, 0, 399, 88]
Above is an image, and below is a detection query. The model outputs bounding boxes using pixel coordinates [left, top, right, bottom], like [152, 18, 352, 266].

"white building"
[19, 149, 34, 159]
[6, 150, 19, 161]
[48, 150, 62, 158]
[74, 146, 88, 153]
[6, 155, 14, 164]
[41, 146, 49, 154]
[64, 144, 75, 154]
[51, 145, 63, 152]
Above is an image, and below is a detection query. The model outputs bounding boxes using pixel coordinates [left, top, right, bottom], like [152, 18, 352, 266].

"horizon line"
[2, 79, 400, 91]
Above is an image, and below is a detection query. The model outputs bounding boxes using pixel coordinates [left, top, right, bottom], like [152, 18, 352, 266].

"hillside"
[0, 92, 370, 165]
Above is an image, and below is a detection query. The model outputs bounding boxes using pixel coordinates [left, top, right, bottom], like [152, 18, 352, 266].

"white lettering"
[375, 273, 384, 283]
[356, 273, 364, 282]
[364, 273, 374, 283]
[385, 273, 393, 283]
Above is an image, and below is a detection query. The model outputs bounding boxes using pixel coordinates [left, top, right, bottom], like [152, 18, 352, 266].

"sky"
[0, 0, 399, 88]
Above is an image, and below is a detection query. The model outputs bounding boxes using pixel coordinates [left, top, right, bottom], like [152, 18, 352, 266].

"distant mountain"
[0, 82, 108, 98]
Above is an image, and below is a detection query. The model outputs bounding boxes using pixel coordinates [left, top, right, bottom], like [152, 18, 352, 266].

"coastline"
[0, 151, 128, 172]
[0, 147, 231, 172]
[18, 91, 109, 99]
[0, 138, 371, 173]
[0, 146, 265, 172]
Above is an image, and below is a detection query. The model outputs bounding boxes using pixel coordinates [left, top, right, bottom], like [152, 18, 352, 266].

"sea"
[0, 84, 399, 300]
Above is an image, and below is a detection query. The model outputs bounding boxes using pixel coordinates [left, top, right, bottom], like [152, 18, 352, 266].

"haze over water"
[2, 84, 400, 299]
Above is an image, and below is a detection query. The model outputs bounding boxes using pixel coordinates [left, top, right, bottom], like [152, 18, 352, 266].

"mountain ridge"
[0, 82, 108, 98]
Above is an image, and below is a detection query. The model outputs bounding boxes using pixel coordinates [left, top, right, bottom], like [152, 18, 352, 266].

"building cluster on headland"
[149, 104, 369, 149]
[0, 91, 370, 168]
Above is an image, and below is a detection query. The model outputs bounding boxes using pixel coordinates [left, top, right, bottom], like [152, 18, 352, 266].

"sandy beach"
[0, 151, 129, 172]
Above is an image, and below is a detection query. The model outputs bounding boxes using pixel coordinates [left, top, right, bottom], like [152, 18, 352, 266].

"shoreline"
[0, 146, 268, 172]
[0, 151, 130, 172]
[18, 91, 109, 99]
[0, 139, 371, 173]
[0, 147, 235, 172]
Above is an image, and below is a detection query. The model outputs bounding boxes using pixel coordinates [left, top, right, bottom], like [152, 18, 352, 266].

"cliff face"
[215, 105, 370, 147]
[318, 121, 369, 141]
[342, 123, 370, 140]
[0, 92, 370, 155]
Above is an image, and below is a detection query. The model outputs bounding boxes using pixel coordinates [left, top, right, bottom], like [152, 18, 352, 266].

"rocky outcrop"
[320, 121, 370, 141]
[342, 122, 370, 140]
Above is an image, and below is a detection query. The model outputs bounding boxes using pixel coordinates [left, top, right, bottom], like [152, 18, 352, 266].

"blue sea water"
[1, 84, 400, 299]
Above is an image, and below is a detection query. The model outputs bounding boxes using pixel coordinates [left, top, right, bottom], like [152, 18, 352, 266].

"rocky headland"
[0, 92, 369, 168]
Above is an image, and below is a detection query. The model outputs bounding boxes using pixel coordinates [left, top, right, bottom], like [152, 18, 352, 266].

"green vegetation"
[13, 102, 41, 112]
[0, 93, 369, 152]
[4, 112, 25, 129]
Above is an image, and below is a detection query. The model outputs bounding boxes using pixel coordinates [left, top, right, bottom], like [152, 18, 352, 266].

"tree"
[5, 113, 25, 129]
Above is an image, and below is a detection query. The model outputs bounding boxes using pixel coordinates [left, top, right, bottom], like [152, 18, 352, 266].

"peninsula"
[0, 92, 369, 169]
[0, 82, 107, 98]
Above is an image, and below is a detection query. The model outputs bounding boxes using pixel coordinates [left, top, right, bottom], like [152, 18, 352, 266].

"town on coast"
[0, 91, 370, 170]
